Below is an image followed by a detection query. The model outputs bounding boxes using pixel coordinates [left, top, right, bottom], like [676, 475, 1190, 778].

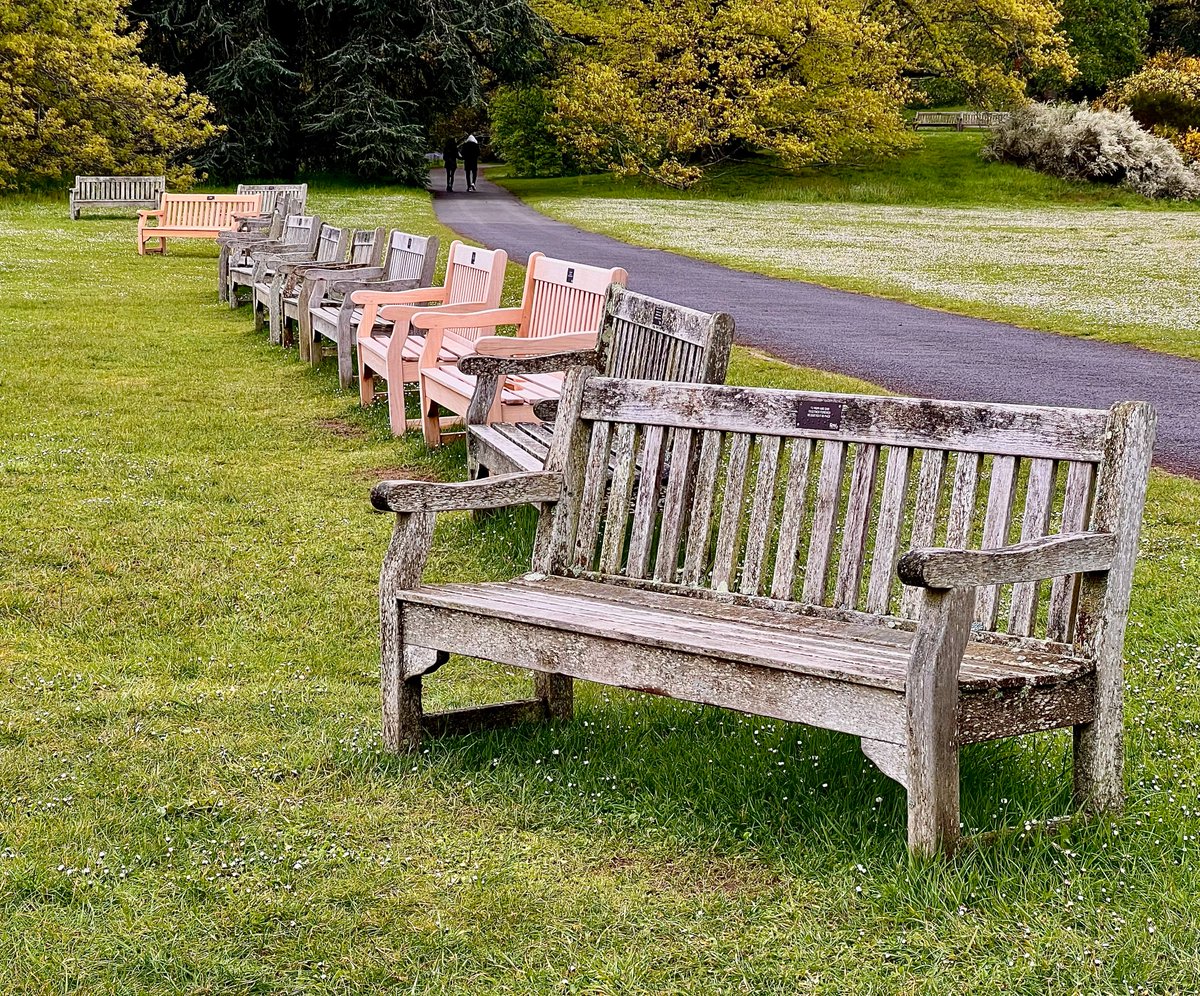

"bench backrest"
[520, 253, 629, 340]
[279, 215, 322, 250]
[600, 285, 733, 384]
[438, 242, 509, 340]
[348, 227, 387, 266]
[313, 224, 351, 263]
[161, 193, 263, 229]
[74, 175, 164, 202]
[237, 183, 309, 215]
[542, 379, 1154, 647]
[383, 231, 439, 284]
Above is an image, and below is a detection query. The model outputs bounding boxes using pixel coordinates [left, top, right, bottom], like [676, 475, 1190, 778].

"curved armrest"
[472, 331, 598, 358]
[330, 275, 418, 296]
[898, 532, 1116, 590]
[459, 347, 599, 378]
[383, 300, 499, 325]
[138, 209, 163, 221]
[351, 285, 447, 307]
[371, 471, 562, 513]
[409, 306, 525, 333]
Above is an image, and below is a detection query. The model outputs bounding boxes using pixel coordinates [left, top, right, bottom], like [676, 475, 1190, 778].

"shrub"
[984, 101, 1200, 198]
[1099, 51, 1200, 151]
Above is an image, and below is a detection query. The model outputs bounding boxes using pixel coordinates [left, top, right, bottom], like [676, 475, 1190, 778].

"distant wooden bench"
[913, 111, 1011, 131]
[137, 193, 264, 255]
[70, 175, 165, 219]
[464, 285, 733, 480]
[236, 183, 308, 216]
[371, 374, 1155, 855]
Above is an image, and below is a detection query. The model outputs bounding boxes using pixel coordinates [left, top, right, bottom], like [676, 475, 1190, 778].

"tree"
[1036, 0, 1150, 98]
[532, 0, 1073, 187]
[0, 0, 216, 191]
[1149, 0, 1200, 55]
[130, 0, 552, 183]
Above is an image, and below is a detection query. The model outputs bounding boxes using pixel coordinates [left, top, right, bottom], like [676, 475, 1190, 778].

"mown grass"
[1, 186, 1200, 993]
[500, 133, 1200, 360]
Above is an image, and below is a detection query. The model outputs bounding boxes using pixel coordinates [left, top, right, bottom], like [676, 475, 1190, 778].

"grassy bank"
[501, 133, 1200, 360]
[1, 187, 1200, 993]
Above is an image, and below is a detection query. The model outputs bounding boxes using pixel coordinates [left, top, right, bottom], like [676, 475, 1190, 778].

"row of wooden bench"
[198, 203, 1157, 855]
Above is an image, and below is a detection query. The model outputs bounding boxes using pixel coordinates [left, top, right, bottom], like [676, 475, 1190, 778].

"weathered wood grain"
[898, 532, 1116, 589]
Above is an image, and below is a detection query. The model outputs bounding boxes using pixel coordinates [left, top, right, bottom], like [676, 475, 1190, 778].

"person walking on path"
[460, 134, 479, 191]
[442, 137, 459, 192]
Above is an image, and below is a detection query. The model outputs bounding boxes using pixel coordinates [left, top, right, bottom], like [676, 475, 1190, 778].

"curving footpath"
[433, 169, 1200, 477]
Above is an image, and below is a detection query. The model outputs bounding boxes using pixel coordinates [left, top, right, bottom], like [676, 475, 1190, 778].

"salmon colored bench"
[137, 193, 264, 255]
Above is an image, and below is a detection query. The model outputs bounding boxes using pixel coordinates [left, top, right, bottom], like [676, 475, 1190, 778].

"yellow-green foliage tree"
[1100, 51, 1200, 157]
[0, 0, 216, 191]
[533, 0, 1073, 186]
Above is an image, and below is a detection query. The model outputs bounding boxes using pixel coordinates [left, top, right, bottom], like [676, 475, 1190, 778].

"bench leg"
[359, 360, 376, 408]
[535, 673, 573, 721]
[336, 319, 355, 390]
[906, 587, 973, 857]
[217, 246, 229, 302]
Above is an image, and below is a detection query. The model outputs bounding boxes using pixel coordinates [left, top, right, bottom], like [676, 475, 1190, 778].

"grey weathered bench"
[912, 111, 1011, 131]
[69, 175, 165, 219]
[371, 371, 1155, 855]
[463, 285, 733, 480]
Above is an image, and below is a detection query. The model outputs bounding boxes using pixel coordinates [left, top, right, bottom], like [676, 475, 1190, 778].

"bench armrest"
[897, 532, 1117, 590]
[351, 285, 448, 307]
[459, 347, 599, 378]
[409, 306, 526, 333]
[371, 472, 563, 513]
[330, 275, 418, 296]
[138, 209, 164, 221]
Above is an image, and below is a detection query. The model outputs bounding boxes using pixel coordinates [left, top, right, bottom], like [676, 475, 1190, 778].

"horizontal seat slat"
[398, 578, 1090, 694]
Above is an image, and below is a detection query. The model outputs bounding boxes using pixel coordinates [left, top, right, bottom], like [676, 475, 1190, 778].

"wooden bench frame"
[137, 193, 264, 255]
[353, 241, 509, 435]
[297, 231, 440, 387]
[413, 253, 629, 447]
[463, 284, 733, 480]
[70, 175, 164, 219]
[371, 372, 1155, 855]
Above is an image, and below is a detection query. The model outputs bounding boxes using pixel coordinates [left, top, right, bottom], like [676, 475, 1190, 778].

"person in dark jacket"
[460, 134, 480, 191]
[442, 137, 458, 191]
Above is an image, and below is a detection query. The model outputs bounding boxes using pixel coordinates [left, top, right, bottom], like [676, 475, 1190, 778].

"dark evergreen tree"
[129, 0, 550, 182]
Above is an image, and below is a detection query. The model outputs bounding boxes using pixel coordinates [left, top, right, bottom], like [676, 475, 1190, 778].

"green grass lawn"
[2, 186, 1200, 993]
[500, 133, 1200, 360]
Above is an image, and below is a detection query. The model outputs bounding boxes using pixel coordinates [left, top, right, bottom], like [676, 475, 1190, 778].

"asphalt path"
[432, 168, 1200, 477]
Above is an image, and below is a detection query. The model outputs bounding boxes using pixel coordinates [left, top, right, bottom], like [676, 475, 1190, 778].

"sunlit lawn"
[503, 133, 1200, 360]
[1, 186, 1200, 993]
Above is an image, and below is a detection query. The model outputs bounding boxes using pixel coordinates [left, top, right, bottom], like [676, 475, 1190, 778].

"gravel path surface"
[433, 168, 1200, 477]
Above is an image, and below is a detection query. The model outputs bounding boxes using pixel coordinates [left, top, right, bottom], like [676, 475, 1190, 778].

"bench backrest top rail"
[545, 377, 1152, 647]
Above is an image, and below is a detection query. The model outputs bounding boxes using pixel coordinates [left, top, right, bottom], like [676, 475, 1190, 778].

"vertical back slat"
[598, 423, 638, 575]
[802, 441, 848, 605]
[572, 420, 614, 571]
[653, 427, 697, 583]
[1047, 460, 1097, 642]
[681, 430, 723, 586]
[739, 435, 783, 596]
[866, 446, 913, 614]
[975, 455, 1020, 629]
[900, 450, 949, 618]
[1008, 458, 1059, 635]
[770, 438, 814, 601]
[625, 426, 668, 579]
[834, 443, 880, 609]
[711, 434, 752, 592]
[945, 452, 982, 547]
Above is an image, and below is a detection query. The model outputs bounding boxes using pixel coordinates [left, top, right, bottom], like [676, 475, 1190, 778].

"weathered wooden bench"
[226, 214, 322, 308]
[912, 111, 1011, 131]
[137, 193, 264, 254]
[69, 175, 164, 219]
[463, 285, 733, 480]
[354, 242, 509, 435]
[371, 373, 1155, 855]
[275, 226, 386, 345]
[236, 183, 308, 216]
[414, 252, 628, 447]
[252, 223, 351, 343]
[217, 191, 309, 301]
[298, 231, 440, 387]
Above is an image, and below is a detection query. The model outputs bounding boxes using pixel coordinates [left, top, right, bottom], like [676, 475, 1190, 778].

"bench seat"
[402, 576, 1092, 722]
[424, 365, 565, 422]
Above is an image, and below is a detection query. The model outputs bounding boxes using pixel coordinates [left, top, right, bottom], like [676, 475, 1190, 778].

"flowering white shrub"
[984, 103, 1200, 200]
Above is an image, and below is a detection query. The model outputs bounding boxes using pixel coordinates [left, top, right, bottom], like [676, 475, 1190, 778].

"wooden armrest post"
[380, 511, 436, 752]
[906, 586, 975, 858]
